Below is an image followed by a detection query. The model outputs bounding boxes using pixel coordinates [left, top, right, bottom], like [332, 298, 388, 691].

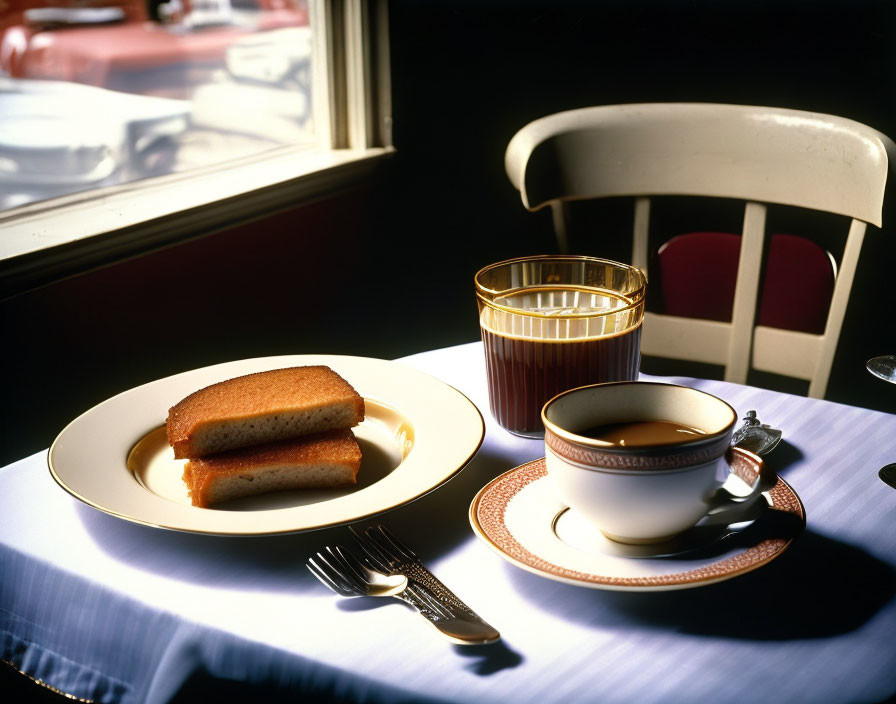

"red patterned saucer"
[469, 457, 805, 591]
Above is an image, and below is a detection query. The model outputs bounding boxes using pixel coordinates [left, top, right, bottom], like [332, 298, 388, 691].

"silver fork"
[307, 545, 407, 597]
[349, 524, 500, 642]
[307, 545, 499, 645]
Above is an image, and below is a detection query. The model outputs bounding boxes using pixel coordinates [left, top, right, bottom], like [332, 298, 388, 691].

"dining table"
[1, 341, 895, 704]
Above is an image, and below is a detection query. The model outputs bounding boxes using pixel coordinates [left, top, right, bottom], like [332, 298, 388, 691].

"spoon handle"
[731, 410, 782, 456]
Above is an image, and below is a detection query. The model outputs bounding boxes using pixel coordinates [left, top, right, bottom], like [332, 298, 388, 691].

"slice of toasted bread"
[166, 366, 364, 459]
[183, 429, 362, 508]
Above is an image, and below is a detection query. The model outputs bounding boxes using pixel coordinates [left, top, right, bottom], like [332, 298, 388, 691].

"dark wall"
[2, 186, 401, 464]
[5, 0, 896, 465]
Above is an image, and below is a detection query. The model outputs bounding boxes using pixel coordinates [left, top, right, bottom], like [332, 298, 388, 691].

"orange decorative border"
[470, 455, 804, 589]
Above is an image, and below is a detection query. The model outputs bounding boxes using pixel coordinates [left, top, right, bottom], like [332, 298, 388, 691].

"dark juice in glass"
[477, 281, 644, 436]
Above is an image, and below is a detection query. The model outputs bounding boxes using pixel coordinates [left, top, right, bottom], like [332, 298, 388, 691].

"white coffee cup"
[541, 382, 776, 544]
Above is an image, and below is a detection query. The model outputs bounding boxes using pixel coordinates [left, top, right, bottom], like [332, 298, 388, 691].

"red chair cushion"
[656, 232, 834, 335]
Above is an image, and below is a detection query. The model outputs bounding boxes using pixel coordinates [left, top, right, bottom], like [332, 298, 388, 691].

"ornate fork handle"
[398, 583, 501, 644]
[402, 563, 478, 616]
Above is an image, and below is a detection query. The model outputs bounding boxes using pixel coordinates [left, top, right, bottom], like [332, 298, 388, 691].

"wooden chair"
[505, 103, 893, 398]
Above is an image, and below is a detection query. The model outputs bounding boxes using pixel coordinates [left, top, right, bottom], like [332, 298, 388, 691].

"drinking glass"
[475, 255, 647, 436]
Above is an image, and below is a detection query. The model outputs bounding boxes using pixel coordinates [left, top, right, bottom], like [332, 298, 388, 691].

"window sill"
[0, 144, 394, 300]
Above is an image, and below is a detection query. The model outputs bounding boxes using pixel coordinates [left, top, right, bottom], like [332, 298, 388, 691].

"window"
[0, 0, 392, 298]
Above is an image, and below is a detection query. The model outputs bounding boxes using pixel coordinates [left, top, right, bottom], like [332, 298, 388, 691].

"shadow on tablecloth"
[503, 526, 896, 641]
[76, 441, 524, 595]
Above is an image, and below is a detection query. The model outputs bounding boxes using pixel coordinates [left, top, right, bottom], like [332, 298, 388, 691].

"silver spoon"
[866, 355, 896, 383]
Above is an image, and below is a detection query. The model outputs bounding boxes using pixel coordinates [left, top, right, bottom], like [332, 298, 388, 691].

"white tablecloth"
[2, 342, 895, 703]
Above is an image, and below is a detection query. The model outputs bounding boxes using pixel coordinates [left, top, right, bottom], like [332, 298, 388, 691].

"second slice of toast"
[183, 429, 362, 508]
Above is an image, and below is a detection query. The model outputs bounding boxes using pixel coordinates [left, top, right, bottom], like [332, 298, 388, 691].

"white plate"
[49, 355, 484, 535]
[469, 456, 805, 591]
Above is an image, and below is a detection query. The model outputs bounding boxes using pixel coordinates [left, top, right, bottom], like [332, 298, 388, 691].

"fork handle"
[403, 563, 498, 626]
[402, 564, 476, 612]
[395, 589, 501, 645]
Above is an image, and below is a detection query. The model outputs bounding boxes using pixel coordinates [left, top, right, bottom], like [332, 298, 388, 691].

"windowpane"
[0, 0, 314, 211]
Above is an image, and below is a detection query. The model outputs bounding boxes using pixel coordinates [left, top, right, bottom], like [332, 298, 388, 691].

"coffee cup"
[541, 382, 777, 544]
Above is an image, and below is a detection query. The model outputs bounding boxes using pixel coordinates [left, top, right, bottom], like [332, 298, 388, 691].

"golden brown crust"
[166, 366, 365, 458]
[183, 429, 362, 508]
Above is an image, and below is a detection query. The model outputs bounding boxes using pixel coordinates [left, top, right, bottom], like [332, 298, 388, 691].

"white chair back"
[505, 103, 893, 397]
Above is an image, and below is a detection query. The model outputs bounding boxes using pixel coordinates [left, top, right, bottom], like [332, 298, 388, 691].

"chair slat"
[640, 313, 731, 364]
[809, 218, 867, 397]
[752, 327, 823, 380]
[632, 196, 651, 270]
[725, 202, 767, 384]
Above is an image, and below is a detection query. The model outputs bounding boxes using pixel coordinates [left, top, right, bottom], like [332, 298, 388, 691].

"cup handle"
[702, 448, 778, 527]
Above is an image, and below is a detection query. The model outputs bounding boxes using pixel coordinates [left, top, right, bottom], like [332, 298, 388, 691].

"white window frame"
[0, 0, 392, 299]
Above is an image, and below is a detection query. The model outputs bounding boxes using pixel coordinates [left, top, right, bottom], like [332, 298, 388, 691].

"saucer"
[469, 457, 805, 591]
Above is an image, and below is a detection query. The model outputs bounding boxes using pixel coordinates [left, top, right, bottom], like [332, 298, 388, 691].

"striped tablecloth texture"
[2, 342, 894, 703]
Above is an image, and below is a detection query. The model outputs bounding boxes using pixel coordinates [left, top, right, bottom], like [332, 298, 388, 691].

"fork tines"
[307, 545, 367, 596]
[306, 556, 343, 594]
[348, 524, 415, 573]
